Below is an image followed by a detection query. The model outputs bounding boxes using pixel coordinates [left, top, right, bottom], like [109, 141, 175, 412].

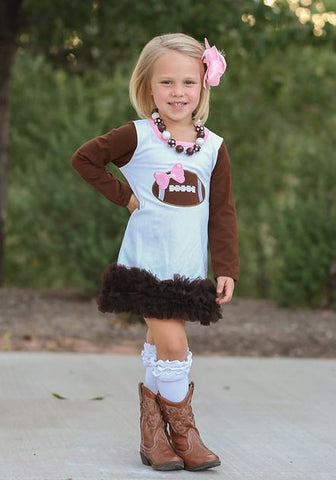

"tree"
[2, 0, 335, 295]
[0, 0, 23, 285]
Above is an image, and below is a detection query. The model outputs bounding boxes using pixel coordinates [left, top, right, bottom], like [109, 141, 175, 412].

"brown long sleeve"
[208, 142, 239, 281]
[71, 122, 137, 207]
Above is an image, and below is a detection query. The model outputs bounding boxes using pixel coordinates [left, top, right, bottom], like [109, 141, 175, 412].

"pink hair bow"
[202, 38, 227, 88]
[154, 163, 185, 190]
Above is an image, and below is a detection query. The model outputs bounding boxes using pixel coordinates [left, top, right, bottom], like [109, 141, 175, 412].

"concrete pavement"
[0, 353, 335, 480]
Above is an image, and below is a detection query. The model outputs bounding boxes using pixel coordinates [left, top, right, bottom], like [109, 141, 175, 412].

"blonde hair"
[129, 33, 210, 123]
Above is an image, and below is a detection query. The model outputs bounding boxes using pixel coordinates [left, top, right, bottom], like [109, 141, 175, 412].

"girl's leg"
[146, 329, 154, 344]
[145, 318, 191, 403]
[139, 320, 184, 470]
[145, 318, 188, 360]
[144, 319, 220, 471]
[141, 329, 158, 393]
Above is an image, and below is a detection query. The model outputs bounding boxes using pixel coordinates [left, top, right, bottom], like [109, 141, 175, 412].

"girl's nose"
[172, 84, 184, 97]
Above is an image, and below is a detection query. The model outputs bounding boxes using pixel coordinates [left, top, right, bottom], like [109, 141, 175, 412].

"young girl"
[71, 33, 239, 472]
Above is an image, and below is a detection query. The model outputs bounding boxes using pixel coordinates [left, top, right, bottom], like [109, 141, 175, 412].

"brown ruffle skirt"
[97, 263, 221, 326]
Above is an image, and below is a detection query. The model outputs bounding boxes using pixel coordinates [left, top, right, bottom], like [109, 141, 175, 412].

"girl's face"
[150, 51, 203, 127]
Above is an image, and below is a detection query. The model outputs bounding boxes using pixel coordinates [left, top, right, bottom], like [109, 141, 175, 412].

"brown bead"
[197, 131, 205, 138]
[186, 147, 194, 156]
[158, 124, 166, 133]
[175, 145, 184, 153]
[168, 139, 176, 147]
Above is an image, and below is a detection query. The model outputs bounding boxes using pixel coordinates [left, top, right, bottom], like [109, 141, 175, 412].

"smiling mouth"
[169, 102, 187, 107]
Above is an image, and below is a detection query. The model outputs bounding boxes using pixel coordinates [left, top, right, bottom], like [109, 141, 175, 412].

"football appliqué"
[152, 167, 205, 207]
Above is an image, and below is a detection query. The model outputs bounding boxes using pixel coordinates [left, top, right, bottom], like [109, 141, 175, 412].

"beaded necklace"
[151, 110, 205, 156]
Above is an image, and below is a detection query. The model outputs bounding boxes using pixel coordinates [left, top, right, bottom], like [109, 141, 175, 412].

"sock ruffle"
[151, 350, 193, 381]
[141, 342, 157, 367]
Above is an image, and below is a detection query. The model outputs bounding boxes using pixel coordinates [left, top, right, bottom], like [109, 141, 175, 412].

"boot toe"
[184, 454, 221, 472]
[185, 457, 221, 471]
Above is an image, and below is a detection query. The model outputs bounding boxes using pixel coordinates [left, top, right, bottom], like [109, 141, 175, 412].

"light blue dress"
[117, 119, 223, 281]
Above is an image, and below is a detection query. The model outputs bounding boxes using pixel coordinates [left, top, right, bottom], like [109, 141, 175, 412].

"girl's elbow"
[70, 151, 81, 171]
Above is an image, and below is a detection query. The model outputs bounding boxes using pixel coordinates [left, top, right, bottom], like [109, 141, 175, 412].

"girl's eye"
[159, 80, 196, 86]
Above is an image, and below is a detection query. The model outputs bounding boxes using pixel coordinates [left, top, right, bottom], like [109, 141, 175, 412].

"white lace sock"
[141, 342, 158, 394]
[152, 350, 193, 403]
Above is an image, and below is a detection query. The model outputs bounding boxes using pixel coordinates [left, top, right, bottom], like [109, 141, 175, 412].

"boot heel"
[140, 451, 151, 466]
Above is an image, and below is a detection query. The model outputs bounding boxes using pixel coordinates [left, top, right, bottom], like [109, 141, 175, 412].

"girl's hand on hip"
[127, 194, 140, 213]
[216, 276, 234, 305]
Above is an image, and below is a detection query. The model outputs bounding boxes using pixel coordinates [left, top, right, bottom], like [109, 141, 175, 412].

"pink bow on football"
[202, 38, 227, 88]
[154, 163, 185, 190]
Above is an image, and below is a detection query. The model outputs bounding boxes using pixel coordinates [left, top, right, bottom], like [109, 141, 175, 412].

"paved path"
[0, 353, 335, 480]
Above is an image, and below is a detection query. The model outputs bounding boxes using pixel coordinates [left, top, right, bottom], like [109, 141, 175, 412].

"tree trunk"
[0, 0, 23, 285]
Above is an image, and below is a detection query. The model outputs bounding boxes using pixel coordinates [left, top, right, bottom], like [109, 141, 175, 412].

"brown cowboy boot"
[157, 382, 221, 471]
[138, 383, 184, 471]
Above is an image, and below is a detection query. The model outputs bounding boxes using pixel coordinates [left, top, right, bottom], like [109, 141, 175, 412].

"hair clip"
[202, 38, 227, 88]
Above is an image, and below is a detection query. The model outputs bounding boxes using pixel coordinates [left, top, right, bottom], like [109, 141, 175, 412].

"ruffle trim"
[151, 350, 193, 380]
[98, 263, 221, 326]
[141, 343, 157, 367]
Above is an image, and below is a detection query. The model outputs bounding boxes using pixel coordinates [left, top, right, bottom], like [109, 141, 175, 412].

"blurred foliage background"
[5, 0, 336, 308]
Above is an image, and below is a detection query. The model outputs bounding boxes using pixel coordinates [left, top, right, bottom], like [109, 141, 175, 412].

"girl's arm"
[71, 122, 137, 207]
[208, 142, 240, 285]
